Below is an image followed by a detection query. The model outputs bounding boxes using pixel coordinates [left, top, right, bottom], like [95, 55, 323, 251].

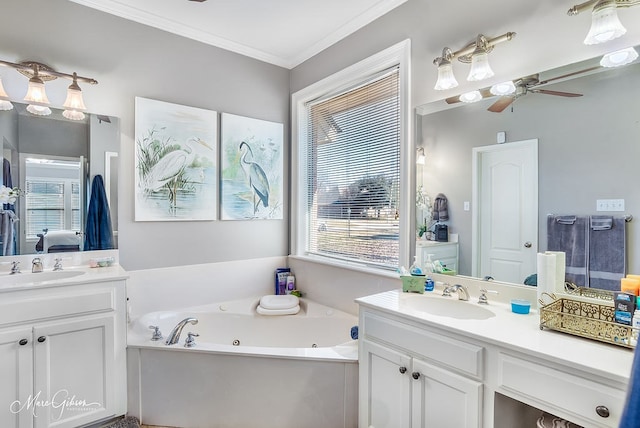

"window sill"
[288, 254, 399, 280]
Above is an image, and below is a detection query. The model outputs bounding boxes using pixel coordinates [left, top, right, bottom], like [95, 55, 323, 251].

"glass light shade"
[459, 90, 483, 103]
[63, 85, 87, 111]
[0, 100, 13, 111]
[26, 104, 52, 116]
[467, 51, 494, 81]
[490, 81, 516, 96]
[23, 77, 50, 105]
[434, 62, 458, 90]
[63, 109, 85, 121]
[600, 47, 639, 67]
[583, 4, 627, 45]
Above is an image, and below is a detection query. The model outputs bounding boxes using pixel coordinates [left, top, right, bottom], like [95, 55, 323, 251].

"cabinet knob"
[524, 242, 532, 248]
[595, 405, 610, 418]
[37, 336, 46, 343]
[399, 366, 407, 374]
[19, 339, 28, 346]
[411, 372, 421, 380]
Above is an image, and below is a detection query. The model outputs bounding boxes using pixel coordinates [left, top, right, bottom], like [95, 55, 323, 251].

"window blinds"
[305, 67, 400, 269]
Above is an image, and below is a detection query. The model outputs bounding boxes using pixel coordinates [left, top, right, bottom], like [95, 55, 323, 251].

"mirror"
[0, 103, 119, 256]
[416, 52, 639, 287]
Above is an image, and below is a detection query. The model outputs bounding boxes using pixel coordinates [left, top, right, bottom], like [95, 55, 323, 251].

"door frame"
[471, 139, 538, 278]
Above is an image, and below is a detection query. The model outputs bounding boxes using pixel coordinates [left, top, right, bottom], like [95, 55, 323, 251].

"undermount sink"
[401, 294, 496, 320]
[0, 270, 85, 287]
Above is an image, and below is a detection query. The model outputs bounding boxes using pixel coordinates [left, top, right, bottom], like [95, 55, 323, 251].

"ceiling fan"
[445, 66, 600, 113]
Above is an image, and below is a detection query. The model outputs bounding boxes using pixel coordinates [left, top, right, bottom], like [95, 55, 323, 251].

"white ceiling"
[69, 0, 408, 69]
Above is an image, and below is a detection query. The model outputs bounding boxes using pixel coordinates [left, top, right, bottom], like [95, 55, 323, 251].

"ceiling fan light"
[467, 50, 494, 81]
[459, 90, 483, 103]
[26, 104, 52, 116]
[434, 61, 459, 90]
[23, 76, 50, 106]
[583, 3, 626, 45]
[600, 47, 639, 67]
[0, 78, 13, 111]
[490, 81, 516, 96]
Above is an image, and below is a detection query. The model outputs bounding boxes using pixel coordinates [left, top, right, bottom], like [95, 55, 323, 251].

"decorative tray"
[539, 292, 637, 349]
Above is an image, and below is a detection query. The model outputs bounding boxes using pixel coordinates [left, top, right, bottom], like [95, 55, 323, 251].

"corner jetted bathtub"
[127, 297, 359, 428]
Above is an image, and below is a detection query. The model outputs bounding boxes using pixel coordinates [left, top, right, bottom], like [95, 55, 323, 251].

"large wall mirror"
[416, 49, 638, 288]
[0, 103, 119, 256]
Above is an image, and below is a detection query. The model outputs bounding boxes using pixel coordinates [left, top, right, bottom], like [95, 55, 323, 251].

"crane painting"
[220, 113, 284, 220]
[134, 97, 217, 221]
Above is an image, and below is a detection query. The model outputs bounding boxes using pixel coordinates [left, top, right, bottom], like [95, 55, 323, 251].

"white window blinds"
[305, 67, 400, 269]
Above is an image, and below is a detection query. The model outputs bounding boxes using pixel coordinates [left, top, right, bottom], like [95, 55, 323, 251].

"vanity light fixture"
[0, 59, 97, 119]
[490, 81, 516, 96]
[600, 46, 639, 67]
[459, 90, 483, 103]
[416, 147, 426, 165]
[433, 32, 516, 90]
[568, 0, 640, 45]
[0, 78, 13, 111]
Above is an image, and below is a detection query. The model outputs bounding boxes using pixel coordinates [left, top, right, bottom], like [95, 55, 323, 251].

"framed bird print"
[220, 113, 284, 220]
[134, 97, 218, 221]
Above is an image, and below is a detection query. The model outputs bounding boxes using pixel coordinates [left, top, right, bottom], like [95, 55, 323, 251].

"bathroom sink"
[401, 294, 496, 320]
[0, 270, 84, 287]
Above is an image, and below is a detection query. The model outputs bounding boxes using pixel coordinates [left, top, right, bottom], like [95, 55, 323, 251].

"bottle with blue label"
[424, 277, 434, 292]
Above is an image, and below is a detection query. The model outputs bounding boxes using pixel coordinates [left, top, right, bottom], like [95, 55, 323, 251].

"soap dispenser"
[410, 256, 423, 276]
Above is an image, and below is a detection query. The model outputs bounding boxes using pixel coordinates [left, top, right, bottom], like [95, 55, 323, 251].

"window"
[292, 40, 411, 271]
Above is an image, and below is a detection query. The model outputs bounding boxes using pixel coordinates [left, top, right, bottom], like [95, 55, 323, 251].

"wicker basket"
[539, 294, 637, 349]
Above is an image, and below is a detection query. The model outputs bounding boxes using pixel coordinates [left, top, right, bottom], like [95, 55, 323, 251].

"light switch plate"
[497, 131, 506, 144]
[596, 199, 625, 211]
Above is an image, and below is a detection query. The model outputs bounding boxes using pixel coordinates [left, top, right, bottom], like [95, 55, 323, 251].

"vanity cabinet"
[0, 277, 127, 428]
[359, 311, 482, 428]
[416, 241, 458, 273]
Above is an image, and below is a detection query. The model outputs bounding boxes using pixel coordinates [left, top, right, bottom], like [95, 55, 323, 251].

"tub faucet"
[442, 284, 470, 301]
[165, 317, 198, 345]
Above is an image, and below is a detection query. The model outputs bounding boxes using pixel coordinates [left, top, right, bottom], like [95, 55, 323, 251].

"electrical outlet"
[463, 201, 470, 211]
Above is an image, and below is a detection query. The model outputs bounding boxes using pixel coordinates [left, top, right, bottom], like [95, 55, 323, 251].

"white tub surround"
[127, 297, 358, 428]
[357, 289, 633, 428]
[0, 264, 128, 428]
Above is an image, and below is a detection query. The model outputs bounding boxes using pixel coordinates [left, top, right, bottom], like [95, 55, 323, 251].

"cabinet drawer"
[364, 312, 483, 379]
[0, 289, 115, 326]
[498, 353, 625, 427]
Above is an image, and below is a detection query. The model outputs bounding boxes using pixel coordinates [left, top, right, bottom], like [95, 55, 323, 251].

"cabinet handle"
[37, 336, 46, 343]
[411, 372, 421, 380]
[595, 405, 610, 418]
[19, 339, 28, 346]
[399, 366, 407, 374]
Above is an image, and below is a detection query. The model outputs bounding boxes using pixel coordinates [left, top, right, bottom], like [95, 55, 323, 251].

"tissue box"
[401, 275, 425, 293]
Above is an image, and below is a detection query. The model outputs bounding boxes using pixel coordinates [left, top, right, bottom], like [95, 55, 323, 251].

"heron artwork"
[239, 141, 270, 215]
[144, 137, 213, 208]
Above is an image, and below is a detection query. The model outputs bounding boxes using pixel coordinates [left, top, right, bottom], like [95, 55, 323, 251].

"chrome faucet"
[165, 317, 198, 345]
[10, 261, 20, 274]
[442, 284, 470, 301]
[32, 257, 43, 273]
[53, 258, 63, 271]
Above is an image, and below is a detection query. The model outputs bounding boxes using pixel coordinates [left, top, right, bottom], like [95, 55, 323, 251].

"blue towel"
[620, 346, 640, 428]
[84, 175, 114, 251]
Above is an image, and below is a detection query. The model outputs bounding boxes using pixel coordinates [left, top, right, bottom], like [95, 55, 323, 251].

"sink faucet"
[165, 317, 198, 345]
[10, 261, 20, 274]
[32, 257, 43, 273]
[442, 284, 470, 301]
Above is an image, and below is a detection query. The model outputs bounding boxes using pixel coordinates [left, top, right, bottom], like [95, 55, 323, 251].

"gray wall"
[420, 64, 640, 276]
[0, 0, 290, 270]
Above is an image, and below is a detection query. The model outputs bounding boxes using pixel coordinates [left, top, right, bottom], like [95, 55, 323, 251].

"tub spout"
[165, 317, 198, 345]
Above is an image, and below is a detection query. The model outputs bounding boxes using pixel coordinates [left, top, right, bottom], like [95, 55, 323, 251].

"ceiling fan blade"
[536, 66, 600, 86]
[533, 89, 583, 97]
[487, 96, 515, 112]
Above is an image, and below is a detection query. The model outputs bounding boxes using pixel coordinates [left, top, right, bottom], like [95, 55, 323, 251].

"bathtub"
[127, 297, 359, 428]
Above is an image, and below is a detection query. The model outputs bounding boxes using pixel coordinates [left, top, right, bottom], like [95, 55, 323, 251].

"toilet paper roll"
[537, 253, 557, 307]
[546, 251, 566, 293]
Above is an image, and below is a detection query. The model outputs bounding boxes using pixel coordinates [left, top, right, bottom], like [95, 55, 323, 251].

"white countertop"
[0, 264, 129, 293]
[356, 289, 634, 385]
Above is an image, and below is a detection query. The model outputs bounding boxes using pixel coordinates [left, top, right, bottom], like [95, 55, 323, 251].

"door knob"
[524, 242, 532, 248]
[37, 336, 46, 343]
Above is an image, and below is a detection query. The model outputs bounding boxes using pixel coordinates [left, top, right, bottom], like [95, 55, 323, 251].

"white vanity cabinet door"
[0, 327, 34, 428]
[411, 358, 482, 428]
[33, 314, 116, 428]
[360, 340, 412, 428]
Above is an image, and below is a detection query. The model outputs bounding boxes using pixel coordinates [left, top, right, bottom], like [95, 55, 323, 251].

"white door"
[411, 358, 482, 428]
[33, 315, 115, 428]
[0, 327, 33, 428]
[472, 139, 538, 284]
[360, 340, 412, 428]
